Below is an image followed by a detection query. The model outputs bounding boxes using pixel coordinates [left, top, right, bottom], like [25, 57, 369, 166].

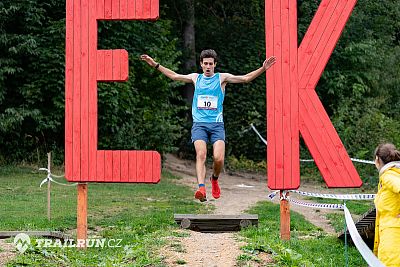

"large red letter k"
[266, 0, 362, 189]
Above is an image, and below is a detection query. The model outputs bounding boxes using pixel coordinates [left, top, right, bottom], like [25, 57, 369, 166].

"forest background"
[1, 0, 399, 182]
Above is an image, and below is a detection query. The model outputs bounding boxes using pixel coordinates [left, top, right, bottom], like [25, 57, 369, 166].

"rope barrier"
[250, 124, 375, 165]
[39, 168, 77, 187]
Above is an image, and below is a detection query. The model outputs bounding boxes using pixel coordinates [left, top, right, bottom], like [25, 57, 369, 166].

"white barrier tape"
[250, 124, 267, 145]
[39, 175, 78, 187]
[268, 190, 375, 200]
[289, 198, 344, 210]
[250, 124, 375, 165]
[289, 190, 375, 200]
[343, 205, 385, 267]
[39, 169, 78, 187]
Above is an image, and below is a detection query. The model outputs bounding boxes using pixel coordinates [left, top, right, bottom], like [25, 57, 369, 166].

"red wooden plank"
[120, 0, 128, 19]
[120, 50, 129, 81]
[266, 0, 276, 188]
[273, 0, 284, 188]
[300, 91, 342, 187]
[112, 151, 121, 182]
[97, 0, 105, 19]
[143, 0, 151, 18]
[97, 50, 105, 81]
[298, 0, 333, 78]
[300, 0, 345, 89]
[137, 151, 145, 182]
[128, 151, 137, 182]
[152, 152, 161, 183]
[289, 0, 299, 188]
[281, 0, 292, 188]
[65, 0, 74, 181]
[97, 150, 105, 182]
[112, 0, 120, 19]
[302, 90, 361, 187]
[299, 115, 333, 184]
[127, 0, 136, 18]
[88, 0, 97, 181]
[80, 0, 89, 181]
[105, 151, 113, 181]
[72, 0, 82, 181]
[105, 0, 112, 19]
[105, 50, 113, 80]
[144, 151, 152, 182]
[135, 0, 143, 19]
[306, 0, 357, 89]
[112, 50, 121, 81]
[151, 0, 159, 19]
[121, 151, 129, 182]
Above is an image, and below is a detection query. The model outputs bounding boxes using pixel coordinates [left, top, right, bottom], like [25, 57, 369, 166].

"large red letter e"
[65, 0, 161, 182]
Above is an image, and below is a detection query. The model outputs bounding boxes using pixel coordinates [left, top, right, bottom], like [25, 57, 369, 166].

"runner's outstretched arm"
[140, 54, 197, 83]
[221, 56, 276, 84]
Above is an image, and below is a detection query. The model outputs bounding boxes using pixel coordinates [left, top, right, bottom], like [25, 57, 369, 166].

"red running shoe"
[210, 177, 221, 199]
[194, 186, 207, 202]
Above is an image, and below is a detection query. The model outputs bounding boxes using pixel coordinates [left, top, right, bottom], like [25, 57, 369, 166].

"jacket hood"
[379, 161, 400, 176]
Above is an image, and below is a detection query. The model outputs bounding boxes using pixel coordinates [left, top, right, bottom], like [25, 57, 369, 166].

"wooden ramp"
[338, 208, 376, 249]
[174, 214, 258, 232]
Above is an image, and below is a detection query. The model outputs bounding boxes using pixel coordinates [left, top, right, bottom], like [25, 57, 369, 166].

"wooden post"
[47, 152, 51, 221]
[280, 190, 290, 240]
[77, 183, 88, 248]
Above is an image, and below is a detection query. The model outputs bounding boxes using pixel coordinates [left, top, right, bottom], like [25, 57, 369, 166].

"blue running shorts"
[191, 122, 225, 144]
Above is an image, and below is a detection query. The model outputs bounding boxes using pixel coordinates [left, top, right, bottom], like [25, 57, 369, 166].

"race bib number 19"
[197, 95, 218, 110]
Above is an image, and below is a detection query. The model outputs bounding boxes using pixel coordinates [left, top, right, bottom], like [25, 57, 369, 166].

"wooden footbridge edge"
[338, 208, 376, 249]
[174, 214, 259, 232]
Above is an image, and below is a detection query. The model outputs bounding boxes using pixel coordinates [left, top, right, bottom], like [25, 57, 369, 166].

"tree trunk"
[182, 0, 196, 105]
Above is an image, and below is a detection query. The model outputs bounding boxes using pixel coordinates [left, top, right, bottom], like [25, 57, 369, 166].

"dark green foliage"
[0, 0, 183, 164]
[1, 0, 399, 176]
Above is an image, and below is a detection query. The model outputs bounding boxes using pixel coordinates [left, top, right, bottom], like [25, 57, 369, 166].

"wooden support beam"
[280, 191, 290, 240]
[77, 183, 88, 248]
[47, 152, 51, 221]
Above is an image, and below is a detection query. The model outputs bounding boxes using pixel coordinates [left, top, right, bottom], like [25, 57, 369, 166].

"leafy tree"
[0, 0, 183, 164]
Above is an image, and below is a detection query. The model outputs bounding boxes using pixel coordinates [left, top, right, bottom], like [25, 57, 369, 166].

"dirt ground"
[0, 239, 16, 267]
[159, 154, 346, 266]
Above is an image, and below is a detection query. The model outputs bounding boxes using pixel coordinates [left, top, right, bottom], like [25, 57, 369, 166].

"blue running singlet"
[192, 73, 225, 123]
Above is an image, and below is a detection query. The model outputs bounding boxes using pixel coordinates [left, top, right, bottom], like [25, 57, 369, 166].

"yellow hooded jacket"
[373, 162, 400, 266]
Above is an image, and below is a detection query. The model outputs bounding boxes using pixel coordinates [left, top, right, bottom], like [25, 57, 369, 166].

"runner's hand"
[140, 54, 158, 67]
[263, 56, 276, 70]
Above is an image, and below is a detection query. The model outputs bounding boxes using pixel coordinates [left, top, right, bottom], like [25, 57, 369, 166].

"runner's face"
[200, 58, 216, 77]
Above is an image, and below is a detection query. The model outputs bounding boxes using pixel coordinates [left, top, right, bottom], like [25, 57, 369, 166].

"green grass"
[239, 201, 368, 266]
[0, 166, 210, 266]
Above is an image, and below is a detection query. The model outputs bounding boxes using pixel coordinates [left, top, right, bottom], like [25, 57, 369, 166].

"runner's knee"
[196, 151, 207, 162]
[213, 155, 224, 165]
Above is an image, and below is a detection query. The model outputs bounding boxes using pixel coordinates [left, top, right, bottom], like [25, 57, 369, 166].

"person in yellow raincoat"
[373, 143, 400, 266]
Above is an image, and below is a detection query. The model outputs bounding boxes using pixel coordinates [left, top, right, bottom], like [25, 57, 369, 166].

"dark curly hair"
[200, 49, 218, 63]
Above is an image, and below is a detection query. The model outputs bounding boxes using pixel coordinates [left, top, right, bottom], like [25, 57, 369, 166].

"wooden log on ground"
[174, 214, 258, 232]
